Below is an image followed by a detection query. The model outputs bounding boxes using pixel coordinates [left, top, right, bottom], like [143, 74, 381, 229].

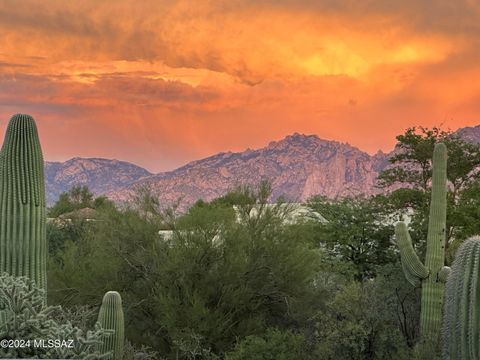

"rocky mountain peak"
[267, 133, 341, 151]
[45, 124, 480, 209]
[107, 133, 387, 209]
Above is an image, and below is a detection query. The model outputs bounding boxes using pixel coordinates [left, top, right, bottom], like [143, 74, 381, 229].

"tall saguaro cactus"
[395, 143, 448, 338]
[443, 236, 480, 360]
[97, 291, 125, 360]
[0, 114, 47, 292]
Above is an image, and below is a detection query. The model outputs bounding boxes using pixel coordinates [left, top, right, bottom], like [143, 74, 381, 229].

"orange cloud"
[0, 0, 479, 171]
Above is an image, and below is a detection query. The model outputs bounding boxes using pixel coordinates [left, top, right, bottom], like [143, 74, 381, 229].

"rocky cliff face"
[46, 126, 480, 208]
[45, 158, 151, 205]
[108, 133, 390, 209]
[455, 125, 480, 144]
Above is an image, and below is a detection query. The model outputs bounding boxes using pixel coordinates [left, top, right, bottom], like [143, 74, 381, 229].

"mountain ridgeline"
[45, 126, 480, 207]
[45, 158, 152, 205]
[107, 134, 389, 207]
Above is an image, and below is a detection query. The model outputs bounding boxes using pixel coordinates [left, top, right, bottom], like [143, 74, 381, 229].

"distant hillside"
[45, 158, 151, 205]
[455, 125, 480, 144]
[45, 125, 480, 208]
[108, 133, 391, 209]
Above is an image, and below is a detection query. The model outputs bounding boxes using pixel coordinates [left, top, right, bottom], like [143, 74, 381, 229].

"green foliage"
[149, 193, 322, 356]
[395, 143, 448, 343]
[172, 331, 219, 360]
[226, 328, 305, 360]
[210, 184, 263, 207]
[313, 269, 415, 360]
[175, 199, 236, 231]
[443, 236, 480, 360]
[49, 185, 114, 218]
[48, 203, 157, 306]
[449, 180, 480, 234]
[49, 184, 324, 358]
[47, 219, 90, 256]
[46, 181, 425, 359]
[0, 273, 109, 359]
[308, 195, 395, 280]
[49, 185, 94, 217]
[375, 189, 430, 256]
[374, 264, 421, 349]
[0, 114, 47, 293]
[378, 127, 480, 192]
[97, 291, 125, 360]
[378, 126, 480, 253]
[47, 185, 115, 262]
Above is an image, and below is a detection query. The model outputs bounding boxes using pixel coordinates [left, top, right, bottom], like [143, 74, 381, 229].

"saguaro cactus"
[97, 291, 125, 359]
[0, 114, 47, 292]
[443, 236, 480, 360]
[395, 143, 448, 338]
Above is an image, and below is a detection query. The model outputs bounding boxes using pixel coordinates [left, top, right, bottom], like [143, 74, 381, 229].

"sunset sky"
[1, 0, 480, 172]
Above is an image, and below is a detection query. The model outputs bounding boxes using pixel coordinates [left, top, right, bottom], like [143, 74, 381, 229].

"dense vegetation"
[44, 127, 480, 359]
[47, 180, 427, 359]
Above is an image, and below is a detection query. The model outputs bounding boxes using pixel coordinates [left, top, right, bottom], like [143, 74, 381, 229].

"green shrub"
[226, 328, 305, 360]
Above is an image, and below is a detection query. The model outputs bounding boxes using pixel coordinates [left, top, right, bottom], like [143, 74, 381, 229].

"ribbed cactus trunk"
[395, 143, 448, 340]
[97, 291, 125, 360]
[0, 114, 47, 293]
[443, 236, 480, 360]
[421, 142, 448, 336]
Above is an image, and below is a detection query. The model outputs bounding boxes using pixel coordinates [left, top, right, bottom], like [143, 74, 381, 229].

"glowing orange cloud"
[0, 0, 479, 171]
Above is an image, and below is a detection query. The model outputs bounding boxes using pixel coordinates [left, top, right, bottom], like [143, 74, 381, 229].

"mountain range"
[44, 125, 480, 208]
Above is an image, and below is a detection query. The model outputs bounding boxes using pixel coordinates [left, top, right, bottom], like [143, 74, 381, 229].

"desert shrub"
[144, 189, 324, 357]
[49, 184, 325, 358]
[0, 272, 110, 359]
[122, 340, 160, 360]
[226, 328, 305, 360]
[47, 219, 91, 255]
[312, 265, 416, 360]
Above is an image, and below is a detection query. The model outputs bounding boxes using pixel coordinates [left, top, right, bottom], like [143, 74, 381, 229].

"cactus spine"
[395, 143, 448, 338]
[97, 291, 125, 359]
[0, 114, 47, 293]
[442, 236, 480, 359]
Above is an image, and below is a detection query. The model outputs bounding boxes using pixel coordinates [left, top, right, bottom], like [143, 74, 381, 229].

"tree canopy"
[377, 126, 480, 260]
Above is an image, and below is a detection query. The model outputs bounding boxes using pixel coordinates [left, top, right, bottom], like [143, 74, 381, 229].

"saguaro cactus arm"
[395, 221, 429, 285]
